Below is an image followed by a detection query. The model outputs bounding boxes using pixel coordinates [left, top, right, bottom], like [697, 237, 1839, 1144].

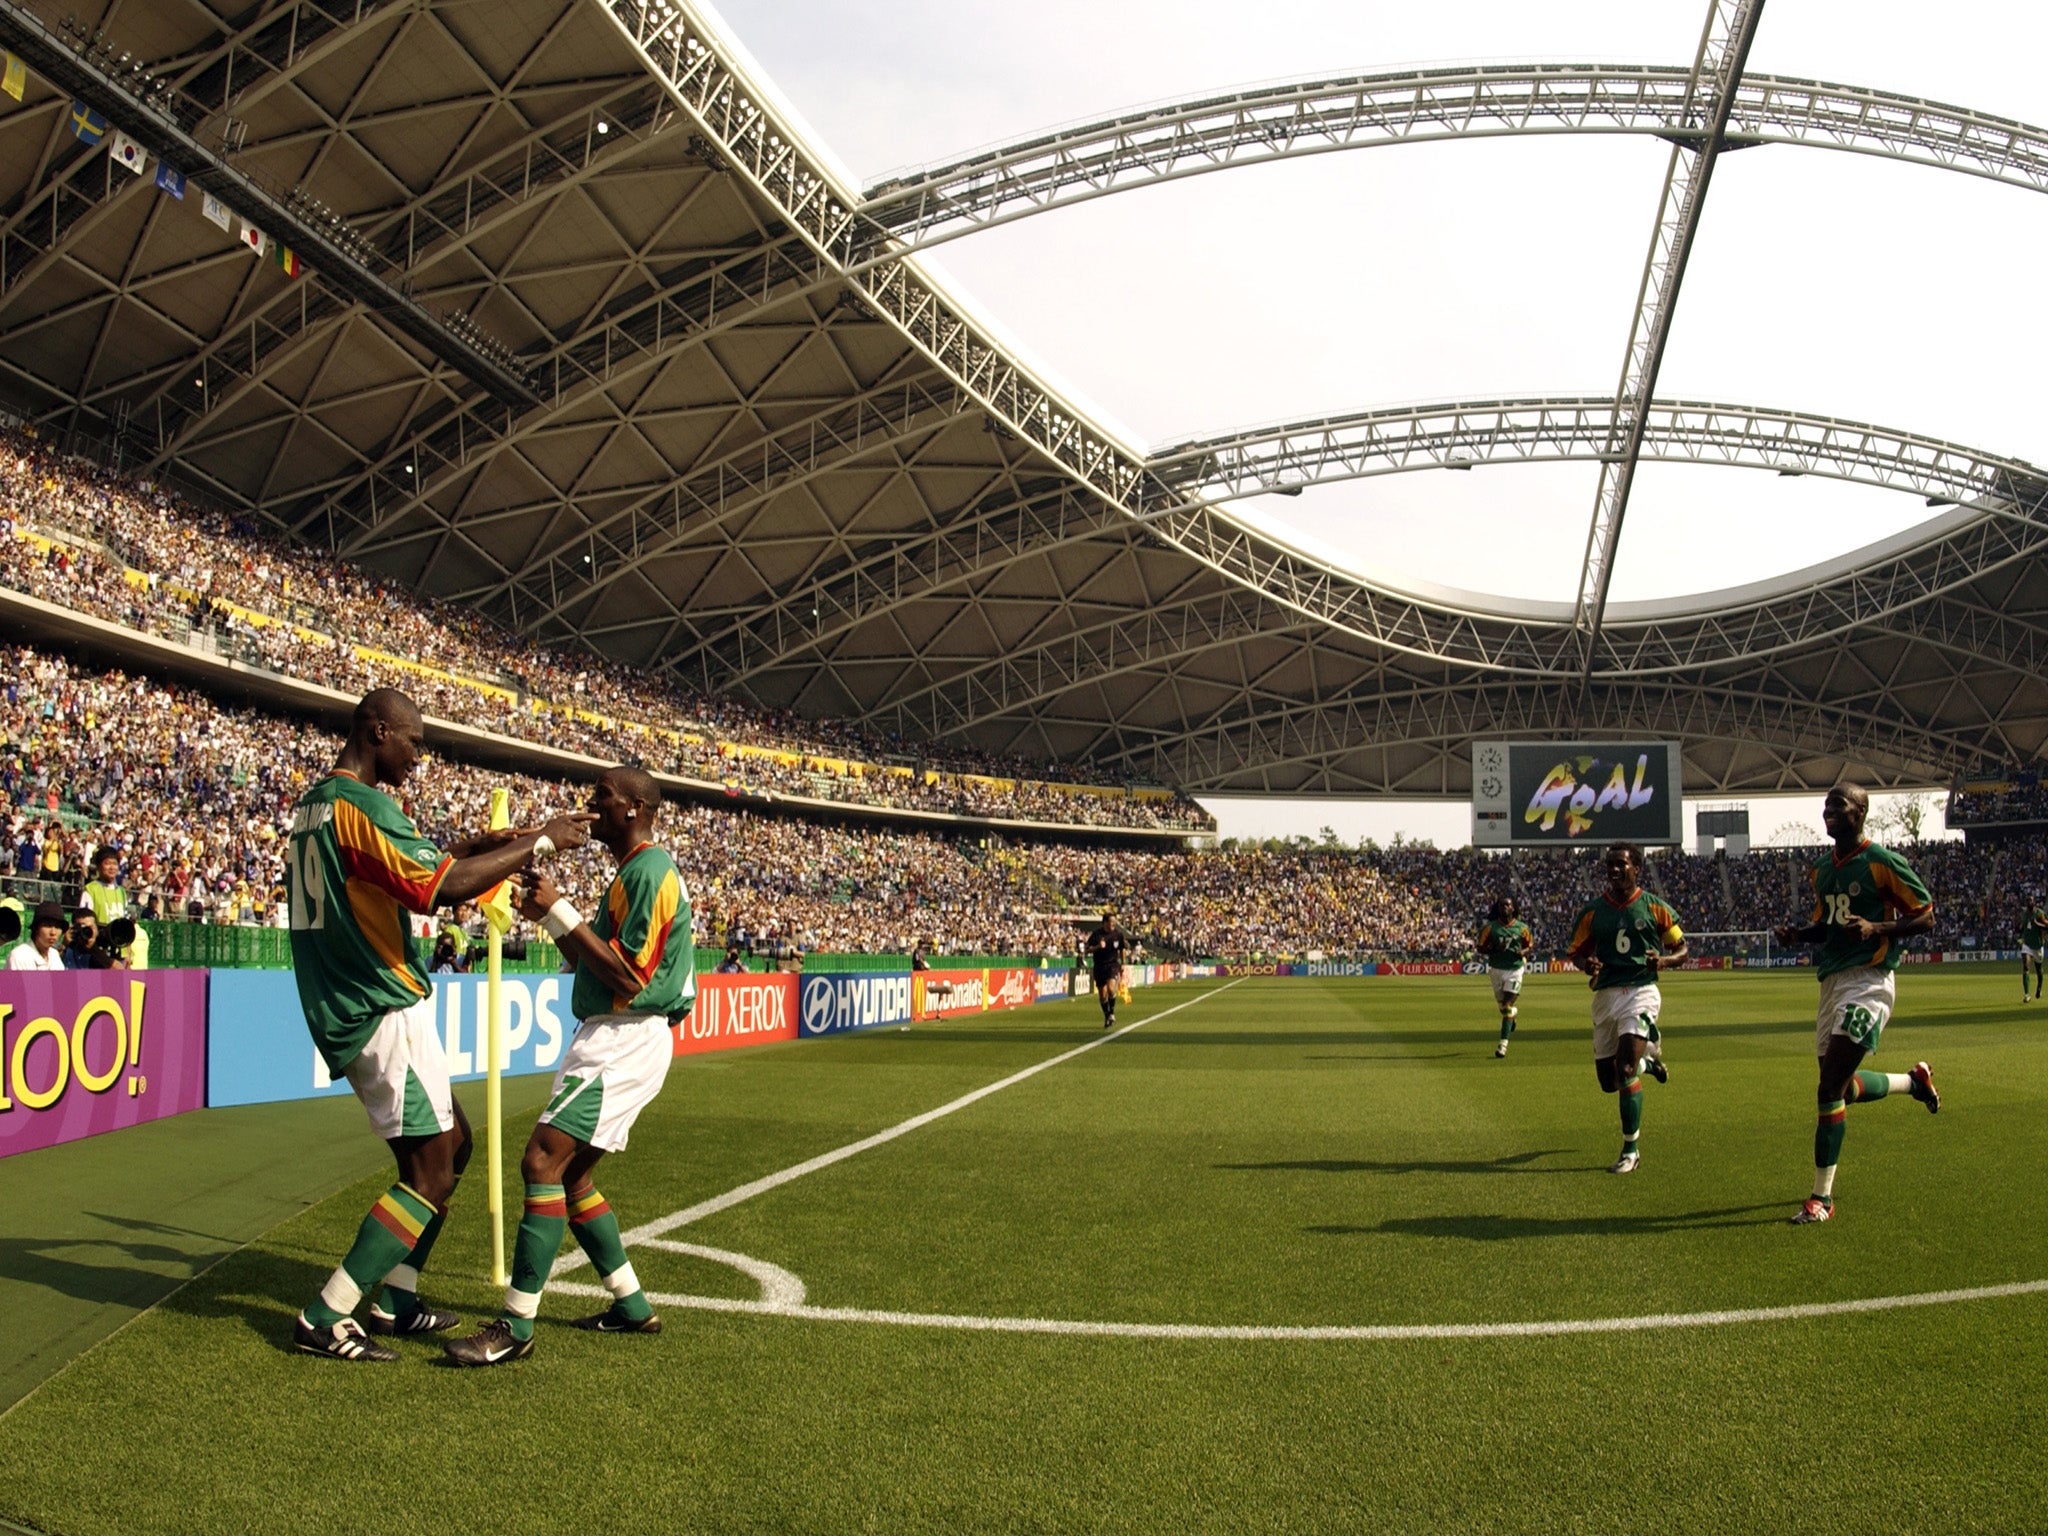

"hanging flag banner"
[154, 162, 185, 199]
[271, 241, 301, 279]
[238, 219, 267, 256]
[201, 191, 231, 230]
[68, 101, 107, 145]
[108, 129, 148, 176]
[2, 50, 25, 101]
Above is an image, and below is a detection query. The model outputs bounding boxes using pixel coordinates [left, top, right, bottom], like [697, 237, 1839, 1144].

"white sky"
[701, 1, 2044, 842]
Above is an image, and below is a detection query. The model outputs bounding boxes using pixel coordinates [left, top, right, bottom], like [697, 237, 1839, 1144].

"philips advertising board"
[1471, 740, 1683, 848]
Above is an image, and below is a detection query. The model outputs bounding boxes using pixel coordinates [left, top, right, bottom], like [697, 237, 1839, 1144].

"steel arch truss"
[857, 65, 2048, 248]
[691, 396, 2048, 697]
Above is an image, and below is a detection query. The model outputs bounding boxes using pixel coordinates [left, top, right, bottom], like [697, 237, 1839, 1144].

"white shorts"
[2023, 944, 2042, 962]
[1815, 969, 1896, 1057]
[538, 1014, 673, 1153]
[342, 996, 455, 1142]
[1590, 984, 1661, 1060]
[1489, 967, 1525, 1003]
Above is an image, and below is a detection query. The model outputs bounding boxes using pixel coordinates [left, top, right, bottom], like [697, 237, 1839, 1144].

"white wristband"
[540, 900, 582, 940]
[533, 834, 557, 859]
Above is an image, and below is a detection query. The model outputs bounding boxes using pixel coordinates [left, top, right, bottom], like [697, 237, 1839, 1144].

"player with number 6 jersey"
[283, 688, 593, 1363]
[1567, 843, 1685, 1175]
[1774, 784, 1938, 1224]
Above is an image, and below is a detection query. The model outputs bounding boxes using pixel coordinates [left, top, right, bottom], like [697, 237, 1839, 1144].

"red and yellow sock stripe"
[524, 1184, 568, 1220]
[568, 1186, 611, 1225]
[369, 1188, 431, 1245]
[1819, 1099, 1847, 1124]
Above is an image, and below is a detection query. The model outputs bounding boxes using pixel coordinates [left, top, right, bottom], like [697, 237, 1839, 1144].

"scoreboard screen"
[1696, 808, 1750, 837]
[1471, 741, 1684, 848]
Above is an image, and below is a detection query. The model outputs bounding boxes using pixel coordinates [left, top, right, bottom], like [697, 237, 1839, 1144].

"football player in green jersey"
[287, 688, 594, 1362]
[1567, 843, 1685, 1174]
[2018, 895, 2048, 1001]
[1773, 784, 1938, 1225]
[1475, 896, 1534, 1056]
[447, 765, 696, 1366]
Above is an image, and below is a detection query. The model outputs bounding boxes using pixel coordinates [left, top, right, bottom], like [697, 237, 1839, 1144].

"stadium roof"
[2, 0, 2045, 796]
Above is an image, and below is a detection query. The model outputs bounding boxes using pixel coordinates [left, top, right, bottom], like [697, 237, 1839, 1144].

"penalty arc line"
[552, 979, 1243, 1277]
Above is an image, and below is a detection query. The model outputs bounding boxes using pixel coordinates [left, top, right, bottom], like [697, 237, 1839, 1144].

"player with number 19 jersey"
[286, 769, 453, 1075]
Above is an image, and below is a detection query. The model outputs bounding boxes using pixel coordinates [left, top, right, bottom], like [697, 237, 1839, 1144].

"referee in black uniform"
[1085, 911, 1127, 1029]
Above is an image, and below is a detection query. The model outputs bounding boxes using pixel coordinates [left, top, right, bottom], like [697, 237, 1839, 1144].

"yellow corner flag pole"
[479, 787, 515, 1288]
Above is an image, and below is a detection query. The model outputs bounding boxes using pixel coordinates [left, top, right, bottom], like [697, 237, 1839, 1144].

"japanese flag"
[238, 219, 267, 256]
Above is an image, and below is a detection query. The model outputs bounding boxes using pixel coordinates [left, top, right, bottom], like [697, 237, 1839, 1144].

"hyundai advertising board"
[799, 972, 914, 1036]
[1471, 740, 1683, 848]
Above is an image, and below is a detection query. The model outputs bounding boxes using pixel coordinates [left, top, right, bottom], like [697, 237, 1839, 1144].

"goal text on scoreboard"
[1470, 741, 1684, 848]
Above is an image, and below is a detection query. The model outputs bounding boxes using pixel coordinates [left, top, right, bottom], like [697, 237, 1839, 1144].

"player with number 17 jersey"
[286, 769, 452, 1076]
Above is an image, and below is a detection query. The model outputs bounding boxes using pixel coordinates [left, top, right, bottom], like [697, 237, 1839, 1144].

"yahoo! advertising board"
[0, 971, 209, 1155]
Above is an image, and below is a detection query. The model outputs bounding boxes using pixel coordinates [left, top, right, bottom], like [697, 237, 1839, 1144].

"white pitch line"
[549, 1276, 2048, 1341]
[552, 980, 1241, 1276]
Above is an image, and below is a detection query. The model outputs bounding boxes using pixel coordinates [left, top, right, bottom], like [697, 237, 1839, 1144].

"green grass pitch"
[3, 969, 2046, 1534]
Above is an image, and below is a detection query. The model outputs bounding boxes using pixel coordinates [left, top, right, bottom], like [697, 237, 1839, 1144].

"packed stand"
[5, 639, 2038, 961]
[1948, 774, 2048, 830]
[0, 426, 1212, 833]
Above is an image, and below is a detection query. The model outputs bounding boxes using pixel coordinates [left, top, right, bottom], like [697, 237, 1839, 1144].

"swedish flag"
[68, 100, 106, 145]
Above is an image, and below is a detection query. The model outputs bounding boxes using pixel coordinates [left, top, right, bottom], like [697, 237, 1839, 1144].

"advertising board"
[675, 972, 797, 1055]
[0, 972, 208, 1156]
[913, 969, 985, 1019]
[798, 971, 913, 1036]
[984, 966, 1037, 1012]
[210, 969, 791, 1107]
[1471, 740, 1683, 848]
[208, 970, 580, 1108]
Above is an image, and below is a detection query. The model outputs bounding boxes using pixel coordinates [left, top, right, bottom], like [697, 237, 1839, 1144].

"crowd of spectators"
[1947, 774, 2048, 830]
[8, 638, 2047, 962]
[0, 425, 1212, 833]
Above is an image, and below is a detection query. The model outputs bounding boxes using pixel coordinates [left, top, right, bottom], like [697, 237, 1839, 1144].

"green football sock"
[1850, 1070, 1891, 1103]
[1619, 1076, 1643, 1143]
[305, 1182, 437, 1328]
[1499, 1010, 1516, 1040]
[570, 1183, 653, 1321]
[1815, 1100, 1847, 1168]
[502, 1182, 567, 1342]
[379, 1195, 454, 1316]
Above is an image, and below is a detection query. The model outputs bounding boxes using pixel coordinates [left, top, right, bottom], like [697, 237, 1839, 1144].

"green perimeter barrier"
[136, 924, 795, 975]
[803, 951, 1074, 972]
[131, 923, 1072, 975]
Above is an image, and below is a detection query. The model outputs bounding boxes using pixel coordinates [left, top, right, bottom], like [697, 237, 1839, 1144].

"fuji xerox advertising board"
[1470, 740, 1683, 848]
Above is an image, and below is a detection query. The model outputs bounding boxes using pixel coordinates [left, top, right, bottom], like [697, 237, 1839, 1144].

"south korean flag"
[108, 128, 148, 176]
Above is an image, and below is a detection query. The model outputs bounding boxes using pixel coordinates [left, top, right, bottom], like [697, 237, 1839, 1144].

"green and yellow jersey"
[285, 771, 452, 1073]
[80, 878, 127, 927]
[571, 842, 696, 1021]
[1568, 890, 1683, 991]
[1809, 840, 1931, 980]
[1475, 918, 1533, 970]
[2021, 905, 2048, 949]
